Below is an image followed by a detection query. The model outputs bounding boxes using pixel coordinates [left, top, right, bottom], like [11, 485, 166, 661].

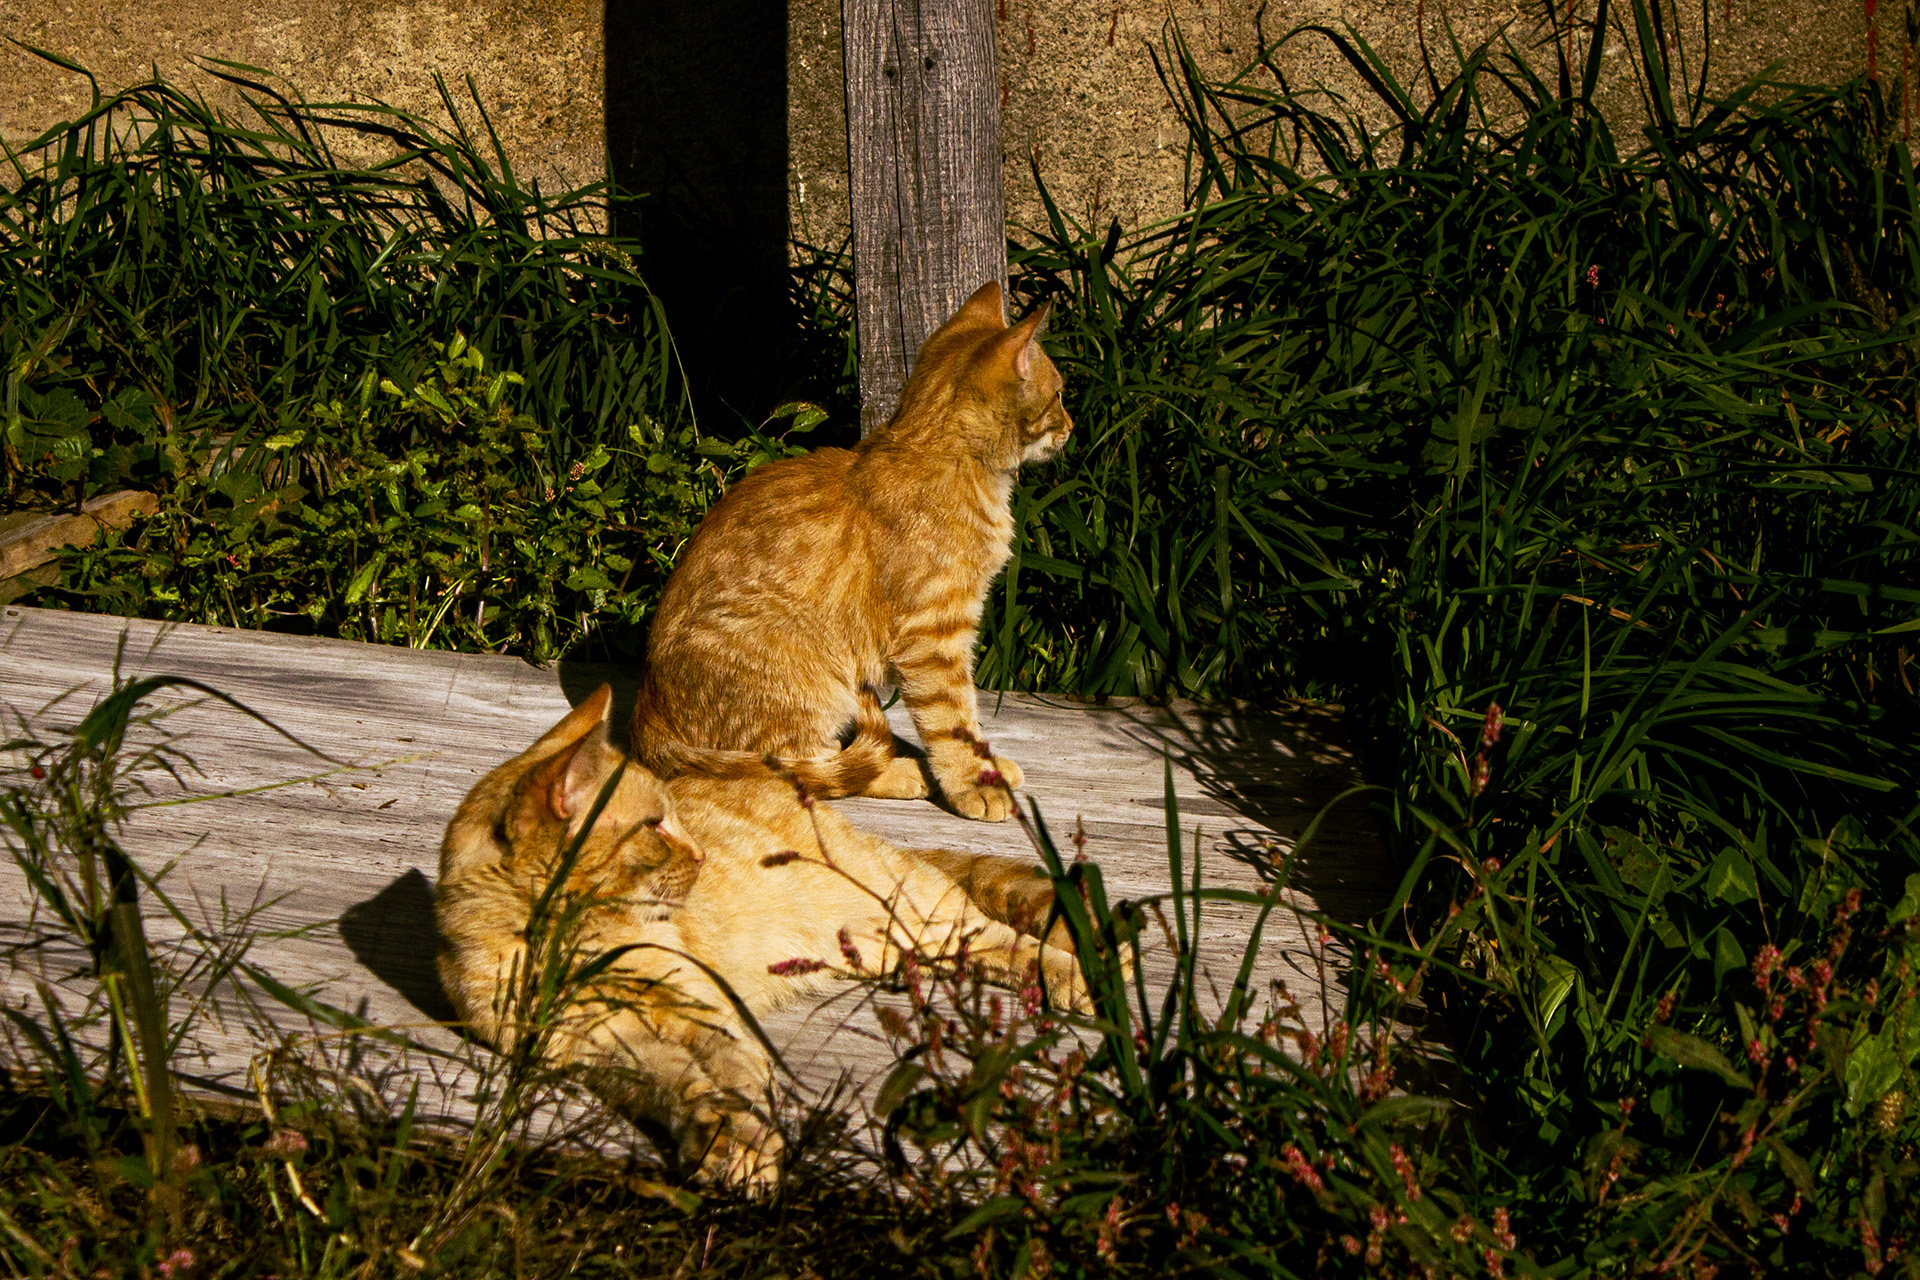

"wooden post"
[842, 0, 1007, 435]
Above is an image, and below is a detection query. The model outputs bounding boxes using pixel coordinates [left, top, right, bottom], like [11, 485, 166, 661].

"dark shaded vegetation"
[0, 54, 765, 662]
[0, 1084, 927, 1278]
[4, 1, 1920, 1274]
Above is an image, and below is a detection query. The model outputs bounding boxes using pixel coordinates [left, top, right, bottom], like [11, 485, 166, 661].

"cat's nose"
[661, 822, 704, 865]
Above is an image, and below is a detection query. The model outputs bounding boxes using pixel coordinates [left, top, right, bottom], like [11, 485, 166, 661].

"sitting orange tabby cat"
[436, 685, 1095, 1190]
[631, 281, 1073, 820]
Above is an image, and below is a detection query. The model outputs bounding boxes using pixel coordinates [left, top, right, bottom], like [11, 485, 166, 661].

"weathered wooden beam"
[0, 490, 157, 581]
[842, 0, 1007, 434]
[0, 603, 1387, 1132]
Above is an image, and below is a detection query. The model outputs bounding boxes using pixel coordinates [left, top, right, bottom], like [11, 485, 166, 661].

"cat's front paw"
[939, 755, 1024, 821]
[945, 779, 1011, 821]
[691, 1110, 784, 1195]
[1045, 940, 1132, 1015]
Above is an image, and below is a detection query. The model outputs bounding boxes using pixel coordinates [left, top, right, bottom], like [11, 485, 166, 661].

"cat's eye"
[642, 815, 664, 828]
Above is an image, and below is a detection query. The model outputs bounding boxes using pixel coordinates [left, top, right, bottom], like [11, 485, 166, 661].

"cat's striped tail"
[630, 687, 896, 799]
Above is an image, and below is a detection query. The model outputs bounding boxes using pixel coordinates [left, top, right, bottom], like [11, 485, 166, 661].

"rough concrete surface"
[0, 1, 1879, 247]
[0, 0, 606, 188]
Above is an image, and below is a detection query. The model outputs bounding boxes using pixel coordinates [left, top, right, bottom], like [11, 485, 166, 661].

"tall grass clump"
[901, 789, 1920, 1276]
[0, 675, 936, 1275]
[876, 780, 1513, 1278]
[946, 2, 1920, 1271]
[994, 11, 1920, 705]
[0, 52, 769, 660]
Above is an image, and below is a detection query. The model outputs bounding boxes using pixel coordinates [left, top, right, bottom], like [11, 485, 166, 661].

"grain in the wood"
[0, 605, 1385, 1147]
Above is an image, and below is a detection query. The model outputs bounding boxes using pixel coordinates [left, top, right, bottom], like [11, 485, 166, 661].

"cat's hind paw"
[1045, 939, 1132, 1016]
[1052, 963, 1098, 1015]
[861, 755, 930, 800]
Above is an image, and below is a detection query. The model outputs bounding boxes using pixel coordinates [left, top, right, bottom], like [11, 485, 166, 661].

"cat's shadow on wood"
[338, 869, 458, 1027]
[1107, 702, 1392, 933]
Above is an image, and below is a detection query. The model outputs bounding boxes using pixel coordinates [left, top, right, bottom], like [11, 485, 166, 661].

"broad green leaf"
[412, 385, 457, 420]
[625, 1178, 701, 1215]
[1890, 874, 1920, 924]
[344, 552, 387, 604]
[945, 1195, 1026, 1239]
[1646, 1025, 1750, 1088]
[1704, 847, 1757, 905]
[1712, 928, 1746, 988]
[1764, 1136, 1816, 1194]
[1536, 954, 1581, 1037]
[1845, 1028, 1907, 1117]
[874, 1059, 927, 1119]
[1357, 1096, 1452, 1128]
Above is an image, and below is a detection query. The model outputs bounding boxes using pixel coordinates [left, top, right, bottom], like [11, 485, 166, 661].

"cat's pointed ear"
[530, 684, 613, 754]
[983, 301, 1053, 381]
[515, 728, 596, 828]
[552, 722, 620, 821]
[957, 280, 1007, 327]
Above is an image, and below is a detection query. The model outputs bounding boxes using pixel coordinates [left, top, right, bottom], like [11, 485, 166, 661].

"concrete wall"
[2, 0, 1870, 420]
[0, 0, 606, 188]
[2, 1, 1874, 250]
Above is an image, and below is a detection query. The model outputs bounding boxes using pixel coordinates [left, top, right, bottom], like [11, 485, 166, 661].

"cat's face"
[495, 686, 705, 920]
[900, 282, 1074, 469]
[1012, 339, 1072, 464]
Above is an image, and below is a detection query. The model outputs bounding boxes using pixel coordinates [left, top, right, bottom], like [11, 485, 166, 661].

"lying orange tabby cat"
[631, 281, 1073, 820]
[436, 686, 1094, 1190]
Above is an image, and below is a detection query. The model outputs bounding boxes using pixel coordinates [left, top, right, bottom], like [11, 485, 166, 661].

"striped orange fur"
[438, 686, 1098, 1190]
[632, 281, 1072, 820]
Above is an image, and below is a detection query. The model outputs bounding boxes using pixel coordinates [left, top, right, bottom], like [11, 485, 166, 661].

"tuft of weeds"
[0, 53, 760, 661]
[0, 664, 345, 1220]
[47, 335, 747, 661]
[997, 9, 1920, 706]
[0, 48, 685, 493]
[0, 670, 944, 1275]
[873, 773, 1506, 1278]
[866, 766, 1920, 1276]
